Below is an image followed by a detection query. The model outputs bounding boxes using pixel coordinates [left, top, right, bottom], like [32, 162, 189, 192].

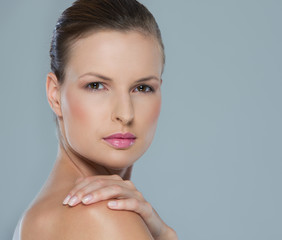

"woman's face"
[57, 30, 163, 170]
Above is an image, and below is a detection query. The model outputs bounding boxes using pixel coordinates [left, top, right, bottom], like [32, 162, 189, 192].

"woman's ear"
[46, 72, 63, 117]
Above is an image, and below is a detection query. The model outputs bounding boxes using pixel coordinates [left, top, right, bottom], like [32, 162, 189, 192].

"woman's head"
[47, 0, 165, 169]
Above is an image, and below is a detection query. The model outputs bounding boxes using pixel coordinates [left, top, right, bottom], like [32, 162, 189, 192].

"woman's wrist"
[156, 225, 178, 240]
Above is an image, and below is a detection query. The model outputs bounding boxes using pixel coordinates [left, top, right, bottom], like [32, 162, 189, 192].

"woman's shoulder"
[59, 201, 153, 239]
[22, 198, 153, 240]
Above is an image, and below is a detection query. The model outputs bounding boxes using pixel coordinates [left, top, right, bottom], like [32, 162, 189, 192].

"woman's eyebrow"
[136, 76, 160, 83]
[78, 72, 112, 81]
[78, 72, 160, 82]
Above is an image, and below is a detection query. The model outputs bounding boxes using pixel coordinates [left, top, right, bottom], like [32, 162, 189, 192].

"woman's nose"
[111, 93, 134, 125]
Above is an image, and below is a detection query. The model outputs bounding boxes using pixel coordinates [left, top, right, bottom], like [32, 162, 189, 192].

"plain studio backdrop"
[1, 0, 281, 239]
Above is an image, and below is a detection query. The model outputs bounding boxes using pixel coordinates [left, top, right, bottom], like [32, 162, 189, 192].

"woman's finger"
[80, 184, 140, 205]
[107, 198, 153, 220]
[63, 175, 123, 205]
[71, 176, 135, 198]
[65, 181, 137, 206]
[71, 175, 122, 195]
[70, 178, 131, 199]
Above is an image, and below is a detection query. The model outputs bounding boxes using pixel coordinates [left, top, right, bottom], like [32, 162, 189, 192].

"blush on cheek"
[65, 89, 89, 125]
[148, 97, 162, 123]
[142, 97, 162, 142]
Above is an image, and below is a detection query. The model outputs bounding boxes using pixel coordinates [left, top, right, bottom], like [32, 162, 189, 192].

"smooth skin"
[21, 30, 177, 239]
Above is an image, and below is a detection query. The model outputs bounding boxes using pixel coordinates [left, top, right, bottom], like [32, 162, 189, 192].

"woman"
[13, 0, 177, 239]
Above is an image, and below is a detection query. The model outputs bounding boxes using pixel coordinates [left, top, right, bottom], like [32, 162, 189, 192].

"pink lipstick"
[103, 133, 136, 149]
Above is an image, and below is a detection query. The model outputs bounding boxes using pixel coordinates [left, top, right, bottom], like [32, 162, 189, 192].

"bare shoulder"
[61, 201, 153, 239]
[22, 200, 153, 240]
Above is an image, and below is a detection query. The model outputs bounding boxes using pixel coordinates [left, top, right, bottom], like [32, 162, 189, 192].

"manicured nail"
[108, 201, 117, 208]
[68, 196, 79, 206]
[63, 195, 71, 205]
[82, 194, 93, 204]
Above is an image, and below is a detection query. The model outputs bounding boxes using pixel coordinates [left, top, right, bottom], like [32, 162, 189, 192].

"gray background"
[1, 0, 281, 239]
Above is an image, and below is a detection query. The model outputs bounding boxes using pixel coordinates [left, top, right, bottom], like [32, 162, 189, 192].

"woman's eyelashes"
[85, 82, 105, 91]
[133, 84, 154, 93]
[85, 82, 155, 93]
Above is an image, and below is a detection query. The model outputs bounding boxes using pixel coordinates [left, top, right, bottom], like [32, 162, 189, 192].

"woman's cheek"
[137, 95, 161, 142]
[62, 88, 98, 152]
[150, 96, 162, 122]
[66, 90, 89, 126]
[146, 94, 161, 124]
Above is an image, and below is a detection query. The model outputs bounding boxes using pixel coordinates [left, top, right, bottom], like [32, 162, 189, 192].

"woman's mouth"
[103, 132, 136, 149]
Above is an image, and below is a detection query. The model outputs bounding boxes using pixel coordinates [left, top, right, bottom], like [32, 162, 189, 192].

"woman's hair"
[50, 0, 165, 84]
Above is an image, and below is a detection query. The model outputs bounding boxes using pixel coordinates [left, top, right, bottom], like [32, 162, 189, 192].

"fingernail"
[82, 194, 93, 204]
[68, 196, 79, 206]
[108, 201, 117, 208]
[63, 195, 71, 205]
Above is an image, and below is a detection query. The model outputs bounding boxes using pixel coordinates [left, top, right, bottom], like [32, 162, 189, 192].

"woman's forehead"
[65, 30, 163, 80]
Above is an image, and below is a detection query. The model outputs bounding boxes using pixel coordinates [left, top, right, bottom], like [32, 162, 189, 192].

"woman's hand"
[62, 175, 177, 240]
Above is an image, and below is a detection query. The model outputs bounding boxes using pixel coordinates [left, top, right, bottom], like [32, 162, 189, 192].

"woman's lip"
[103, 132, 136, 149]
[104, 132, 136, 139]
[103, 138, 136, 149]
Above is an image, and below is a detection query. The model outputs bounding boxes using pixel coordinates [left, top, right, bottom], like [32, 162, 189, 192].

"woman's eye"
[134, 85, 154, 93]
[86, 82, 105, 91]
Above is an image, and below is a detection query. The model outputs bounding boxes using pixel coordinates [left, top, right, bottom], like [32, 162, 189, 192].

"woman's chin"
[97, 153, 140, 170]
[78, 148, 141, 170]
